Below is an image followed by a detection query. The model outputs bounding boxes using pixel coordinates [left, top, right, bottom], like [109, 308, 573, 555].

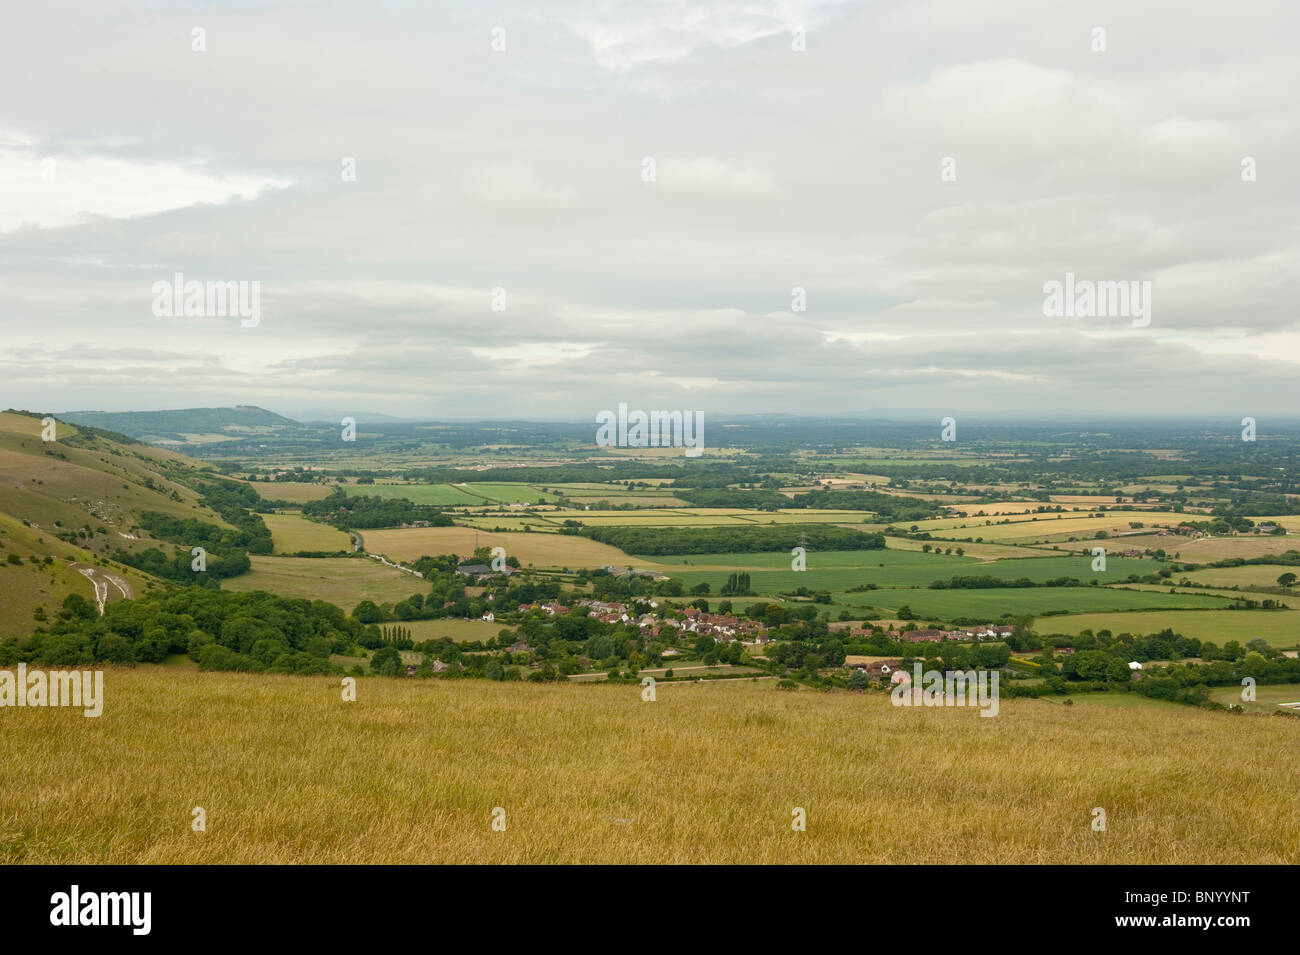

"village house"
[959, 624, 1014, 639]
[455, 563, 516, 577]
[899, 629, 943, 643]
[603, 565, 669, 581]
[578, 599, 630, 623]
[672, 609, 762, 643]
[844, 657, 903, 678]
[866, 659, 902, 678]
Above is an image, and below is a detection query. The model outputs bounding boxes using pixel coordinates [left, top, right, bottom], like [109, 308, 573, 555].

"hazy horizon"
[38, 402, 1300, 431]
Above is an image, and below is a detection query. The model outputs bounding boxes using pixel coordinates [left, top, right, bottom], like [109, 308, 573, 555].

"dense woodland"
[574, 524, 887, 555]
[301, 489, 455, 529]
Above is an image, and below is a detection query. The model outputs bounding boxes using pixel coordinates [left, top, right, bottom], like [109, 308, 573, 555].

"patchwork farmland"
[5, 407, 1300, 874]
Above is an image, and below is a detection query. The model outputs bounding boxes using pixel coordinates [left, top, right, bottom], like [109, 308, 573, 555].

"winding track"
[69, 563, 133, 615]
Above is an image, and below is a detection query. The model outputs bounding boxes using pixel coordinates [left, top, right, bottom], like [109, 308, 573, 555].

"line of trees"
[577, 524, 886, 555]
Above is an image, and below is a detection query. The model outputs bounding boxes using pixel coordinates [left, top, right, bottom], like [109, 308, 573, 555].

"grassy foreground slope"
[2, 669, 1295, 864]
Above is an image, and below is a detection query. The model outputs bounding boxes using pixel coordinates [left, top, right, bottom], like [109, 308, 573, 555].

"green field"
[347, 482, 566, 506]
[464, 483, 564, 504]
[661, 551, 1159, 595]
[349, 483, 486, 505]
[838, 586, 1231, 619]
[1180, 564, 1300, 591]
[222, 556, 425, 607]
[1035, 610, 1300, 648]
[654, 548, 970, 570]
[392, 618, 507, 643]
[249, 481, 336, 503]
[548, 482, 686, 506]
[262, 513, 353, 553]
[1208, 683, 1300, 713]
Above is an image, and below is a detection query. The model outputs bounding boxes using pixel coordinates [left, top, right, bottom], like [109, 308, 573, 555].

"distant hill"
[0, 410, 257, 637]
[58, 406, 298, 441]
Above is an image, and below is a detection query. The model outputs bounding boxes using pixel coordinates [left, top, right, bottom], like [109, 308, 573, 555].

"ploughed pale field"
[2, 668, 1296, 864]
[359, 526, 636, 567]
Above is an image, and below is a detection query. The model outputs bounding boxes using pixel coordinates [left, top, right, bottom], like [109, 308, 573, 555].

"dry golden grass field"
[246, 481, 336, 503]
[1037, 610, 1300, 648]
[2, 668, 1296, 864]
[221, 556, 423, 605]
[360, 525, 636, 567]
[1082, 534, 1300, 561]
[918, 514, 1180, 545]
[394, 618, 505, 642]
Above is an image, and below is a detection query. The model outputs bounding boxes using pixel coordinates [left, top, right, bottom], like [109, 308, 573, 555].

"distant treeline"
[1179, 550, 1300, 571]
[576, 524, 886, 555]
[672, 488, 789, 509]
[401, 464, 707, 484]
[785, 489, 944, 522]
[301, 490, 455, 530]
[668, 486, 945, 523]
[316, 461, 798, 489]
[928, 575, 1086, 590]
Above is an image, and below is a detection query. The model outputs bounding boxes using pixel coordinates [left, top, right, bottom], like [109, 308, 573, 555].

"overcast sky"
[2, 0, 1298, 421]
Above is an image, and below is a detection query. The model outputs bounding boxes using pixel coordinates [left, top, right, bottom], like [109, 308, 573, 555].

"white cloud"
[0, 138, 287, 232]
[467, 163, 578, 217]
[569, 0, 811, 72]
[656, 157, 776, 199]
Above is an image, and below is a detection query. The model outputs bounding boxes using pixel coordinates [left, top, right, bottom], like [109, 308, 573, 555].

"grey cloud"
[1, 0, 1298, 417]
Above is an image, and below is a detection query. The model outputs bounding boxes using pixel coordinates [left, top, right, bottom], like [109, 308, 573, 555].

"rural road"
[367, 553, 423, 578]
